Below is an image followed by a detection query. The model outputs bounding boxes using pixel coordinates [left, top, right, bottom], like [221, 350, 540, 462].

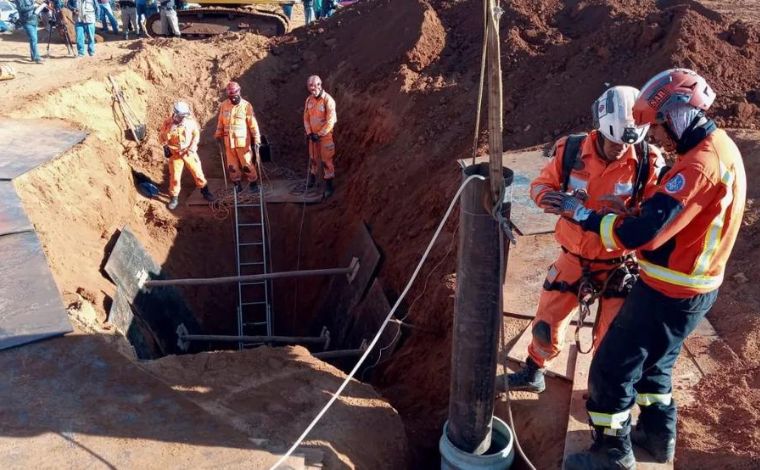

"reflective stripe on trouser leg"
[168, 156, 185, 197]
[320, 134, 336, 179]
[588, 409, 632, 429]
[636, 393, 672, 407]
[183, 152, 208, 189]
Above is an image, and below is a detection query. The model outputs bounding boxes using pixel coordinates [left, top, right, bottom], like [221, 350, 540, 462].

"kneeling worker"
[159, 101, 215, 210]
[507, 86, 664, 393]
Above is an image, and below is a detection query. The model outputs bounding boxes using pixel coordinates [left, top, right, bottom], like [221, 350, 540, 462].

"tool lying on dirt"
[0, 64, 15, 81]
[108, 75, 147, 143]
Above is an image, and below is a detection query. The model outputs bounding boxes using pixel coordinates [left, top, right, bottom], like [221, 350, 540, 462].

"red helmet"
[633, 68, 716, 126]
[225, 81, 241, 96]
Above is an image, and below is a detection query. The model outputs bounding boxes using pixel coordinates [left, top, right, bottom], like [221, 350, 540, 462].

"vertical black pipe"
[447, 162, 513, 455]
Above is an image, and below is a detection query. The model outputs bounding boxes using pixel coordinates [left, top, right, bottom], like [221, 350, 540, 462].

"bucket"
[440, 416, 515, 470]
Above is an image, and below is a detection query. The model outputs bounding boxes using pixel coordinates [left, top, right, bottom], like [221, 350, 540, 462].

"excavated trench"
[7, 0, 760, 468]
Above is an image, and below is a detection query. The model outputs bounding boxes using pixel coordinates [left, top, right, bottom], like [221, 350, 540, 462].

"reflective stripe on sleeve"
[639, 259, 723, 289]
[636, 393, 673, 407]
[588, 409, 631, 429]
[600, 214, 619, 251]
[693, 163, 734, 276]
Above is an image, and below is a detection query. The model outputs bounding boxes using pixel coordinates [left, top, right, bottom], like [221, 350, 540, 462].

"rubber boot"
[324, 179, 334, 198]
[564, 425, 636, 470]
[631, 426, 674, 463]
[506, 357, 546, 393]
[234, 182, 243, 193]
[306, 173, 316, 188]
[249, 180, 259, 193]
[200, 185, 215, 202]
[167, 196, 179, 210]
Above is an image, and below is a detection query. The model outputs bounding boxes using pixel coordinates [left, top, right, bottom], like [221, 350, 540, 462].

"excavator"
[145, 0, 295, 38]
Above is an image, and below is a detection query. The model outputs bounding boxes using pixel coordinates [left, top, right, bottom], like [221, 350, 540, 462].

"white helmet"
[173, 101, 191, 118]
[592, 86, 649, 145]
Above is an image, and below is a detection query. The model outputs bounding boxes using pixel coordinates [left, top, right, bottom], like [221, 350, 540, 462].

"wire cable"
[269, 174, 486, 469]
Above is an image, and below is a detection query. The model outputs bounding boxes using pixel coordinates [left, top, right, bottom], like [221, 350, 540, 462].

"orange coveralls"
[215, 98, 261, 184]
[527, 130, 663, 367]
[159, 115, 207, 198]
[304, 91, 337, 179]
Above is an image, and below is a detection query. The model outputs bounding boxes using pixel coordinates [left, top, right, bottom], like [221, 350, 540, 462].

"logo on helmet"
[648, 89, 671, 110]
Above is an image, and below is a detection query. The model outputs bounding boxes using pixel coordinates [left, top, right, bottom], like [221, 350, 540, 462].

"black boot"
[324, 179, 334, 198]
[200, 185, 215, 202]
[306, 173, 316, 188]
[167, 196, 179, 211]
[234, 182, 243, 193]
[249, 180, 259, 193]
[631, 425, 674, 463]
[564, 425, 636, 470]
[507, 357, 546, 393]
[631, 402, 676, 463]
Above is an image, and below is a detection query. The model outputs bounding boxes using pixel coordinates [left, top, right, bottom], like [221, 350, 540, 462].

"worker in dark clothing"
[559, 69, 747, 469]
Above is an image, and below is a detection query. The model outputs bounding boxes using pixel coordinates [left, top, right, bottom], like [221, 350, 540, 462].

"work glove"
[309, 133, 320, 142]
[542, 192, 593, 223]
[163, 145, 172, 159]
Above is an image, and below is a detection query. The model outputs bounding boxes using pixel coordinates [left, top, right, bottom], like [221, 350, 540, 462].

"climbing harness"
[543, 250, 639, 354]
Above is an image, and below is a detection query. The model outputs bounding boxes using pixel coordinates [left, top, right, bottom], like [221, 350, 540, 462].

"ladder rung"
[243, 321, 269, 326]
[238, 223, 262, 227]
[241, 301, 267, 306]
[240, 261, 265, 266]
[237, 204, 261, 208]
[239, 242, 264, 246]
[240, 281, 266, 286]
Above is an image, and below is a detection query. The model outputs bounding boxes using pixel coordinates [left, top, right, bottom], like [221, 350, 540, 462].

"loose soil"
[2, 0, 760, 469]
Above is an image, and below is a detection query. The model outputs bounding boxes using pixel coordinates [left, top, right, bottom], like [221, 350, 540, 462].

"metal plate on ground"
[0, 181, 33, 236]
[345, 278, 399, 361]
[104, 226, 201, 356]
[108, 287, 163, 360]
[0, 231, 72, 350]
[186, 178, 323, 206]
[459, 150, 558, 235]
[314, 222, 381, 348]
[0, 118, 87, 180]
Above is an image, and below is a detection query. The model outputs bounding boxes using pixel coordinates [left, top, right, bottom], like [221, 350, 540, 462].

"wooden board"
[0, 231, 72, 350]
[0, 118, 86, 180]
[186, 178, 323, 206]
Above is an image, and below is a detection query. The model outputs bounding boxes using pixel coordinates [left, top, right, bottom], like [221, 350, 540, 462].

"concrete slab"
[0, 118, 87, 180]
[186, 177, 323, 206]
[0, 231, 72, 350]
[0, 181, 33, 236]
[460, 150, 558, 235]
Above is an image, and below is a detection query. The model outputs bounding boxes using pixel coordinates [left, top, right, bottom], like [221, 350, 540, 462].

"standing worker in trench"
[507, 86, 665, 393]
[558, 69, 747, 469]
[159, 101, 215, 210]
[304, 74, 338, 197]
[214, 81, 262, 193]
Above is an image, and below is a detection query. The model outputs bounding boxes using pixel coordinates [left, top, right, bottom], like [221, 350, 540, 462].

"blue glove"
[309, 133, 320, 142]
[541, 192, 593, 223]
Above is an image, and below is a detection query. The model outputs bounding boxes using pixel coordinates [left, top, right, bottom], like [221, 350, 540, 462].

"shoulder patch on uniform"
[664, 173, 686, 194]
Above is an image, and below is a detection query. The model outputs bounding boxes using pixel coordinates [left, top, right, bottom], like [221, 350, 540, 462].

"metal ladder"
[233, 182, 272, 349]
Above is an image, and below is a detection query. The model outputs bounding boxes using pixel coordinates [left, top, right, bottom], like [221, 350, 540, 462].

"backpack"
[560, 133, 650, 208]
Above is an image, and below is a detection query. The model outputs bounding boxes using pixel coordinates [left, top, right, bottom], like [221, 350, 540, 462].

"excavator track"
[146, 7, 289, 38]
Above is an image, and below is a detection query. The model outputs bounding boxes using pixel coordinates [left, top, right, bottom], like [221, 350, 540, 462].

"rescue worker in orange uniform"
[304, 75, 338, 197]
[214, 81, 261, 193]
[159, 101, 215, 210]
[562, 69, 747, 469]
[507, 86, 665, 393]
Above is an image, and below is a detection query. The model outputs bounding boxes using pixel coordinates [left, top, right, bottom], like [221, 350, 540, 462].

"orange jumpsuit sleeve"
[317, 95, 337, 136]
[214, 102, 225, 139]
[304, 97, 313, 135]
[246, 103, 261, 146]
[529, 137, 567, 205]
[159, 117, 172, 146]
[590, 166, 718, 252]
